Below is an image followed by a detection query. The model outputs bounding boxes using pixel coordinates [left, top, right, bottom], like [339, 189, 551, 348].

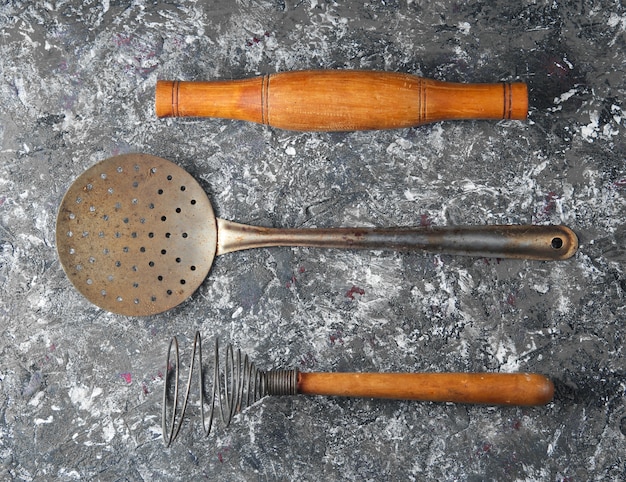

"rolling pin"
[155, 70, 528, 131]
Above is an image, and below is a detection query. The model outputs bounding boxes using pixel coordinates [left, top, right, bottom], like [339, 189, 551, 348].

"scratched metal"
[0, 1, 625, 481]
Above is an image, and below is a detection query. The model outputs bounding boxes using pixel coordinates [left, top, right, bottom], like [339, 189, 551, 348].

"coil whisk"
[162, 331, 298, 447]
[162, 332, 556, 446]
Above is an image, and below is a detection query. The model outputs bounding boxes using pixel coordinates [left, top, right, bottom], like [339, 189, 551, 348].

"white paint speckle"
[580, 111, 600, 142]
[547, 428, 562, 456]
[458, 22, 471, 35]
[608, 12, 626, 29]
[553, 87, 579, 105]
[34, 415, 53, 425]
[28, 391, 45, 407]
[102, 420, 115, 442]
[69, 385, 103, 412]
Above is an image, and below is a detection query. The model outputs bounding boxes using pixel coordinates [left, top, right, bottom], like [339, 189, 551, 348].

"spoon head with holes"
[56, 153, 217, 316]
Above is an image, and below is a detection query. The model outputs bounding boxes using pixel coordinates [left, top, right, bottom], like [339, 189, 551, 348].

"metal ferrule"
[264, 369, 299, 396]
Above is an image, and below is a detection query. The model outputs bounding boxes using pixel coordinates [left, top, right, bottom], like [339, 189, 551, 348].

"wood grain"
[297, 372, 554, 406]
[155, 70, 527, 131]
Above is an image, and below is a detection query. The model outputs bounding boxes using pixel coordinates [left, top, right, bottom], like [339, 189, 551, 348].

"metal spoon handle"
[216, 220, 578, 261]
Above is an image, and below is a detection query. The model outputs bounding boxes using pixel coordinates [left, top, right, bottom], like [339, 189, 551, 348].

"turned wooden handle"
[155, 70, 528, 131]
[297, 372, 554, 405]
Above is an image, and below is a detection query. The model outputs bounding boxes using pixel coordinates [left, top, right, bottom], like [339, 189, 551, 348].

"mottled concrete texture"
[1, 1, 625, 480]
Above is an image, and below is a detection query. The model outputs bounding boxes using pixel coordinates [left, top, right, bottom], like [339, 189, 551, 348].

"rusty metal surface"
[56, 154, 217, 316]
[57, 153, 576, 316]
[216, 220, 578, 259]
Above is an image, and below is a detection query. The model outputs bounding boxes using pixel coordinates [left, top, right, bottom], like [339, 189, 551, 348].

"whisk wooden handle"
[297, 372, 554, 406]
[155, 70, 528, 131]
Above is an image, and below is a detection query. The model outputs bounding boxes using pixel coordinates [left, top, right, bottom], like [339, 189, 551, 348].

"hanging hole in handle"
[551, 237, 563, 249]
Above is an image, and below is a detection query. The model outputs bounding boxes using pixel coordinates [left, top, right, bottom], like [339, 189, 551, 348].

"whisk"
[162, 332, 555, 446]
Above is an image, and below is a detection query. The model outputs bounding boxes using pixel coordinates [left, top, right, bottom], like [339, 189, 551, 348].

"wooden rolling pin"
[155, 70, 528, 131]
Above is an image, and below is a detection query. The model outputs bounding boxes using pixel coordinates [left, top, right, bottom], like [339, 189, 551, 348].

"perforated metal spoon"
[56, 154, 578, 316]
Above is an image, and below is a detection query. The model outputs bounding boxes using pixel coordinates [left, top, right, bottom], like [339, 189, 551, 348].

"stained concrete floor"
[1, 1, 625, 480]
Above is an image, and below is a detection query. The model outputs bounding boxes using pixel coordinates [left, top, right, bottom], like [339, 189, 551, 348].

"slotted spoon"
[56, 154, 578, 316]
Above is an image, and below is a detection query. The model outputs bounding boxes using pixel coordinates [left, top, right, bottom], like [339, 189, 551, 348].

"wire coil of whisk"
[162, 331, 298, 447]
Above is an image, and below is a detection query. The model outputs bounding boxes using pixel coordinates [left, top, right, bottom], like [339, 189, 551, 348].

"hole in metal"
[551, 237, 563, 249]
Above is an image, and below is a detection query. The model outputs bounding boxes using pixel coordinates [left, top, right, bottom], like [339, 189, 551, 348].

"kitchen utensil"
[162, 332, 555, 446]
[156, 70, 527, 131]
[56, 154, 578, 316]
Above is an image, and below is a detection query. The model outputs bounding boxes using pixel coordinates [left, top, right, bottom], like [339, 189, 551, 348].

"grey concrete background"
[1, 0, 625, 480]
